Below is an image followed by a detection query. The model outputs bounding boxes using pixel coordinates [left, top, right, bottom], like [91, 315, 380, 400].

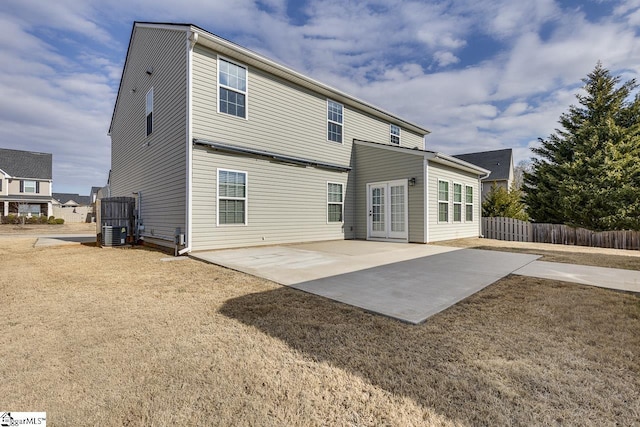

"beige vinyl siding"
[428, 161, 481, 242]
[191, 43, 421, 170]
[353, 144, 425, 243]
[191, 147, 349, 251]
[109, 27, 188, 246]
[481, 179, 509, 200]
[7, 180, 51, 196]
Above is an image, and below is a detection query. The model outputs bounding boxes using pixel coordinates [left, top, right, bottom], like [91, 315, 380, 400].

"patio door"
[367, 180, 408, 241]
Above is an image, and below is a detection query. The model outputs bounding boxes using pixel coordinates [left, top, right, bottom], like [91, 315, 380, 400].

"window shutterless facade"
[453, 183, 462, 222]
[465, 185, 473, 221]
[217, 169, 247, 225]
[390, 124, 400, 145]
[146, 88, 153, 136]
[218, 57, 247, 118]
[327, 100, 343, 143]
[327, 182, 343, 222]
[438, 180, 449, 222]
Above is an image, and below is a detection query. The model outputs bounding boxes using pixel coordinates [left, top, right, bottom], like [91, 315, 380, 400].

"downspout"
[478, 170, 491, 238]
[178, 30, 197, 256]
[424, 157, 429, 243]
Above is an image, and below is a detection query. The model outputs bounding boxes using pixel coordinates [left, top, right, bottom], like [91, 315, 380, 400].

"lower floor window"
[327, 182, 343, 222]
[218, 169, 247, 225]
[465, 185, 473, 221]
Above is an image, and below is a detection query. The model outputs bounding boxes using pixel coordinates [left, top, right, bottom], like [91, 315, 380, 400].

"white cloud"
[433, 51, 460, 67]
[0, 0, 639, 191]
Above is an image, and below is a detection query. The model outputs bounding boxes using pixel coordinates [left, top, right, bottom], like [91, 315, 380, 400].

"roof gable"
[110, 22, 430, 137]
[453, 149, 512, 181]
[0, 148, 52, 179]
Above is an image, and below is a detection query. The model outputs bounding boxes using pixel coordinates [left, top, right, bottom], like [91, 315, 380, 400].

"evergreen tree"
[523, 63, 640, 230]
[482, 184, 529, 220]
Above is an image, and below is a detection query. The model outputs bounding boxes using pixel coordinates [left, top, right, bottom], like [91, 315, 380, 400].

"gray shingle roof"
[453, 149, 512, 181]
[53, 193, 91, 206]
[0, 148, 52, 179]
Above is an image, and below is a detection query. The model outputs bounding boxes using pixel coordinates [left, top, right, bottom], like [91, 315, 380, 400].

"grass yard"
[1, 237, 639, 425]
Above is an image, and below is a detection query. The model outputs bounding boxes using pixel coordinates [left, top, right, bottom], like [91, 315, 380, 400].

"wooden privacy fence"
[482, 217, 640, 250]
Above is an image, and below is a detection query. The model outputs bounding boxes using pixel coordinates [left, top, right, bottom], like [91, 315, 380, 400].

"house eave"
[189, 27, 430, 137]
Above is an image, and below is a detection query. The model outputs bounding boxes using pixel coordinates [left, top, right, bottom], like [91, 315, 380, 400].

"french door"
[367, 180, 408, 241]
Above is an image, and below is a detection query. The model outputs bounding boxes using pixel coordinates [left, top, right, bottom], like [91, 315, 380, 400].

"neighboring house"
[454, 149, 514, 200]
[52, 193, 91, 207]
[0, 148, 53, 217]
[108, 22, 490, 252]
[52, 193, 92, 223]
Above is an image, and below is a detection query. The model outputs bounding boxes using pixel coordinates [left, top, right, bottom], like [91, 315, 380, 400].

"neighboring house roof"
[109, 22, 431, 138]
[0, 148, 52, 179]
[453, 149, 512, 181]
[53, 193, 91, 206]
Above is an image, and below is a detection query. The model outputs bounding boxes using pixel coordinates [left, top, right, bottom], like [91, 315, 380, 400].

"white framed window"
[390, 124, 400, 145]
[453, 183, 462, 222]
[438, 180, 449, 223]
[218, 57, 247, 118]
[465, 185, 473, 222]
[327, 99, 343, 143]
[327, 182, 343, 223]
[146, 88, 153, 136]
[22, 180, 37, 194]
[217, 169, 247, 225]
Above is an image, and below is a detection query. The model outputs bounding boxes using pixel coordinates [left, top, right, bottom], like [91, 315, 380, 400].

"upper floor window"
[390, 124, 400, 145]
[327, 100, 343, 143]
[218, 57, 247, 118]
[21, 180, 38, 193]
[146, 88, 153, 136]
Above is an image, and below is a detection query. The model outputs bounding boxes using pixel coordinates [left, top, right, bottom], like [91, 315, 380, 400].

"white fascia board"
[430, 153, 492, 177]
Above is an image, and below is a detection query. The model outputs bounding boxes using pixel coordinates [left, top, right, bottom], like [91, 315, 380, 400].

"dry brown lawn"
[0, 222, 96, 235]
[437, 237, 640, 271]
[1, 237, 639, 426]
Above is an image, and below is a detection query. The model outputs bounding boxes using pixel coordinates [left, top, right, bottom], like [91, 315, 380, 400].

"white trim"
[326, 99, 344, 144]
[366, 180, 408, 242]
[216, 168, 248, 226]
[182, 30, 195, 255]
[437, 178, 449, 223]
[424, 158, 429, 243]
[326, 181, 344, 224]
[353, 140, 490, 176]
[217, 55, 248, 120]
[452, 181, 463, 223]
[390, 124, 400, 145]
[465, 184, 474, 223]
[145, 87, 153, 137]
[190, 25, 430, 136]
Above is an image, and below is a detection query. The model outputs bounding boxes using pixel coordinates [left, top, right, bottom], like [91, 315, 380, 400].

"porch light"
[409, 177, 416, 186]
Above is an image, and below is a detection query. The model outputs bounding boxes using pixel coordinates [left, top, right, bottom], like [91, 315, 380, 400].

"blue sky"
[1, 0, 639, 194]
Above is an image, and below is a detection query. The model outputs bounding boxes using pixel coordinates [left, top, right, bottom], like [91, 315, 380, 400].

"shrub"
[55, 218, 65, 224]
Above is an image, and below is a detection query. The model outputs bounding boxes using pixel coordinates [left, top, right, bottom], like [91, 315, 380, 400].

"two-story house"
[108, 22, 489, 253]
[454, 149, 514, 200]
[0, 148, 53, 218]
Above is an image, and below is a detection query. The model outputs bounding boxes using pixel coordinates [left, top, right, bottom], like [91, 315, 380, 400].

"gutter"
[193, 139, 351, 172]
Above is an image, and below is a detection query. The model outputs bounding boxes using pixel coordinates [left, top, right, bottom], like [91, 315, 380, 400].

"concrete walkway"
[514, 260, 640, 293]
[191, 241, 540, 324]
